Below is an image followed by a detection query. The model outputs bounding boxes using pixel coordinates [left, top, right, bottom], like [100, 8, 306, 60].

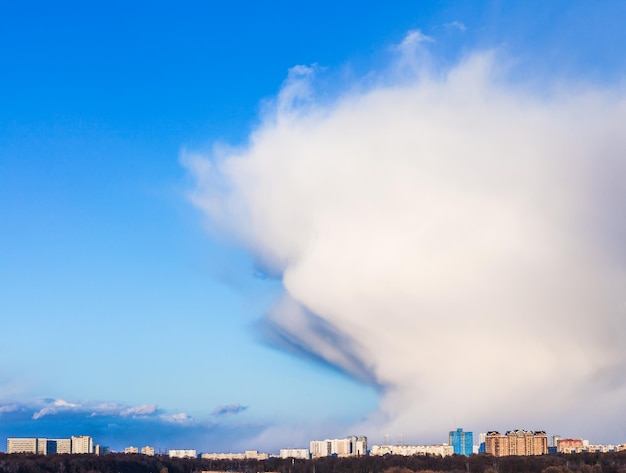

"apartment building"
[71, 436, 94, 454]
[7, 438, 38, 454]
[279, 448, 309, 459]
[310, 436, 367, 458]
[485, 430, 548, 457]
[141, 446, 155, 456]
[449, 428, 473, 456]
[557, 439, 584, 454]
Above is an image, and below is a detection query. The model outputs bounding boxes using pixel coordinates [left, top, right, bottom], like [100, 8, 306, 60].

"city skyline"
[5, 428, 626, 457]
[2, 0, 626, 453]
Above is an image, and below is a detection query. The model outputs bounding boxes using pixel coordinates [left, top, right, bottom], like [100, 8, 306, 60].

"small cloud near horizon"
[212, 404, 248, 417]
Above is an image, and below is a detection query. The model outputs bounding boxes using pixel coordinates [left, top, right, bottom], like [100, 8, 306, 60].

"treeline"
[1, 452, 626, 473]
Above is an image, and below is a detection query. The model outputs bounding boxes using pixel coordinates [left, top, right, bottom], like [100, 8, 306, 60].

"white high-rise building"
[351, 436, 367, 455]
[71, 436, 94, 454]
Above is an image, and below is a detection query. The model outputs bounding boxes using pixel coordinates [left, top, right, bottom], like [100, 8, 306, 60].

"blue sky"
[2, 1, 626, 453]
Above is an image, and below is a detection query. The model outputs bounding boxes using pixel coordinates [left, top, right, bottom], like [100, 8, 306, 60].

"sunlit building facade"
[71, 436, 94, 454]
[141, 446, 155, 456]
[7, 438, 38, 454]
[485, 430, 548, 457]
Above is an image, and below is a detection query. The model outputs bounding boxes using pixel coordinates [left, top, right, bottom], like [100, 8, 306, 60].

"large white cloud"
[185, 37, 626, 443]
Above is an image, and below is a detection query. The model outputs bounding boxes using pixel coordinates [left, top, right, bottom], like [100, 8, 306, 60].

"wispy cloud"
[211, 404, 248, 417]
[0, 404, 18, 415]
[394, 29, 435, 53]
[90, 402, 158, 418]
[33, 399, 82, 419]
[444, 21, 467, 32]
[159, 412, 195, 425]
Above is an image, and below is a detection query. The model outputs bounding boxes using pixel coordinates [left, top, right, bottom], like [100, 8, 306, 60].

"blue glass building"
[449, 428, 473, 456]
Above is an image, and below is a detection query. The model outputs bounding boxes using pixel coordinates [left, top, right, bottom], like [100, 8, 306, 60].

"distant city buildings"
[310, 436, 367, 458]
[485, 430, 548, 457]
[124, 445, 154, 455]
[5, 430, 626, 459]
[449, 428, 473, 456]
[370, 444, 454, 457]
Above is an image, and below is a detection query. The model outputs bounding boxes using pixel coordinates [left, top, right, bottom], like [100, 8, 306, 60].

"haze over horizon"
[1, 1, 626, 452]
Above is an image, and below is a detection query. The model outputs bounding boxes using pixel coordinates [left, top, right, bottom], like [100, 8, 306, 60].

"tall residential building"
[485, 430, 548, 457]
[449, 428, 473, 456]
[351, 436, 368, 456]
[71, 436, 94, 454]
[478, 433, 487, 453]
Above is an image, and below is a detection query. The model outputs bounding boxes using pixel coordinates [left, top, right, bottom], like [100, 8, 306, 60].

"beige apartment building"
[71, 436, 94, 454]
[7, 438, 38, 454]
[485, 430, 548, 457]
[141, 446, 155, 456]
